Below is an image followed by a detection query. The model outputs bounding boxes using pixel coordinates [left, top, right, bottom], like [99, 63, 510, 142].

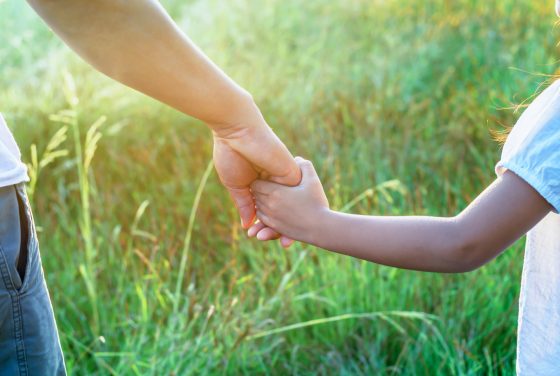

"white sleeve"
[495, 81, 560, 213]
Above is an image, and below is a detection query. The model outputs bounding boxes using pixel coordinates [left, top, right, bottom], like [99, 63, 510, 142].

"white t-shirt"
[496, 79, 560, 375]
[0, 113, 29, 187]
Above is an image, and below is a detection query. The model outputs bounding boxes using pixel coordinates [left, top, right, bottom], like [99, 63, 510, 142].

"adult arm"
[28, 0, 255, 129]
[27, 0, 300, 234]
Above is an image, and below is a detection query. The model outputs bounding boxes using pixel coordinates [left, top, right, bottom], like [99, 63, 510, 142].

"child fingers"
[296, 159, 319, 181]
[250, 215, 281, 241]
[254, 207, 289, 244]
[256, 227, 281, 241]
[250, 179, 276, 195]
[248, 220, 266, 238]
[256, 209, 274, 228]
[253, 193, 269, 211]
[280, 236, 295, 248]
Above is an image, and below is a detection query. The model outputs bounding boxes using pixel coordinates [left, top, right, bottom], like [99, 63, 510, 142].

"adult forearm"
[28, 0, 257, 131]
[312, 211, 473, 273]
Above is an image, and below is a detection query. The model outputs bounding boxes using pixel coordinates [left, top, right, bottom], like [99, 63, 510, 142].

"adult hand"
[28, 0, 300, 244]
[211, 100, 301, 246]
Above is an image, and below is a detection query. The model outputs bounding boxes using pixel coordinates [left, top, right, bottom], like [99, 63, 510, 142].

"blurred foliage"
[0, 0, 558, 374]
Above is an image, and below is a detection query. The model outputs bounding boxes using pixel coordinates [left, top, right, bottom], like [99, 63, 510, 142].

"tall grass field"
[1, 0, 559, 374]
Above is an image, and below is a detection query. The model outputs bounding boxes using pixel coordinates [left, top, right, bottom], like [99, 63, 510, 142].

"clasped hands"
[212, 100, 329, 247]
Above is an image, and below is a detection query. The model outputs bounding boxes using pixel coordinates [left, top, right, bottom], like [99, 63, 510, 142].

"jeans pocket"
[15, 187, 29, 286]
[0, 185, 66, 375]
[0, 185, 25, 292]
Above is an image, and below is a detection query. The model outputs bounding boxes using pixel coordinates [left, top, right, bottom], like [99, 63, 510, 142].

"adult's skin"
[27, 0, 300, 245]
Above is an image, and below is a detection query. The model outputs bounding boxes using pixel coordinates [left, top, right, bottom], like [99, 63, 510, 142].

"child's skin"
[248, 158, 551, 272]
[250, 1, 560, 270]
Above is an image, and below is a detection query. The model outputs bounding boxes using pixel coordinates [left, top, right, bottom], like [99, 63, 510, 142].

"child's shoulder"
[497, 78, 560, 213]
[539, 78, 560, 105]
[511, 79, 560, 135]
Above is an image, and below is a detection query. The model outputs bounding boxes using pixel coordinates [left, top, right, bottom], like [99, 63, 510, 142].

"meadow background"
[1, 0, 559, 374]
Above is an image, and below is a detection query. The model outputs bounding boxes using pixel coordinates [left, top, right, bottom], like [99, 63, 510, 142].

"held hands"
[211, 100, 301, 247]
[248, 157, 330, 245]
[210, 97, 325, 247]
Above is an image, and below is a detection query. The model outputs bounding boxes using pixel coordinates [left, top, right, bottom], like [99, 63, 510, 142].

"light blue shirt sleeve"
[495, 80, 560, 213]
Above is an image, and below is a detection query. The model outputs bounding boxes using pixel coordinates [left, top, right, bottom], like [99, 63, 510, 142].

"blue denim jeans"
[0, 184, 66, 375]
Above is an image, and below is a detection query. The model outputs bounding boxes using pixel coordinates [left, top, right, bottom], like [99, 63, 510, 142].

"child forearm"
[252, 162, 552, 272]
[308, 171, 551, 273]
[313, 212, 472, 272]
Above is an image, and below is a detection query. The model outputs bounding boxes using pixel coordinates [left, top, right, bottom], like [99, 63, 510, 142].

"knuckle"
[270, 189, 282, 201]
[268, 199, 280, 211]
[266, 201, 276, 212]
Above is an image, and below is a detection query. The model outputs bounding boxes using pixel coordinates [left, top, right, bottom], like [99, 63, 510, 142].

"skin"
[27, 0, 299, 245]
[250, 158, 552, 273]
[26, 0, 559, 252]
[250, 1, 559, 266]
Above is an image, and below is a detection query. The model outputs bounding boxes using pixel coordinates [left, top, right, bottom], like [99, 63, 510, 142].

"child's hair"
[491, 126, 512, 144]
[492, 73, 559, 144]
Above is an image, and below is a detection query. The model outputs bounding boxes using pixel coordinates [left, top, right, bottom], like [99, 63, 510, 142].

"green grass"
[1, 0, 558, 374]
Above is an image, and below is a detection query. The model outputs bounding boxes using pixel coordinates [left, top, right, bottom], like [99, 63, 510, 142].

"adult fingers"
[227, 186, 256, 229]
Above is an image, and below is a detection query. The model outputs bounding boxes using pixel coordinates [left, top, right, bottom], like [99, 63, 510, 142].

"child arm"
[250, 158, 551, 273]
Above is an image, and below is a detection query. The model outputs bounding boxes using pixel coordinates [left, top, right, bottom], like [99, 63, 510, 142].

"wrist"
[209, 92, 268, 139]
[306, 208, 336, 247]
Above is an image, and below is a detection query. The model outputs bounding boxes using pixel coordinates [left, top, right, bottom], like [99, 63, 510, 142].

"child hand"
[248, 157, 330, 245]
